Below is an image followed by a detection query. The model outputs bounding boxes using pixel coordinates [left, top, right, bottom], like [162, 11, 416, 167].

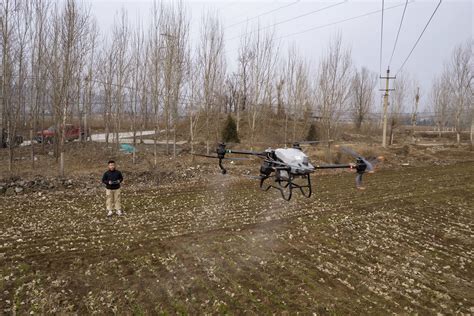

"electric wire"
[224, 0, 300, 30]
[379, 0, 385, 76]
[395, 0, 442, 75]
[275, 2, 408, 41]
[388, 0, 409, 66]
[225, 1, 346, 42]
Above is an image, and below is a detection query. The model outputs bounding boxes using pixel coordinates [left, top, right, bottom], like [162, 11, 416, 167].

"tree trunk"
[190, 114, 194, 158]
[389, 125, 394, 146]
[30, 129, 35, 169]
[206, 111, 210, 154]
[470, 118, 473, 150]
[60, 152, 65, 178]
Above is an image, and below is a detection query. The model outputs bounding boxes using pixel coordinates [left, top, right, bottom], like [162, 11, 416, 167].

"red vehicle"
[36, 124, 85, 143]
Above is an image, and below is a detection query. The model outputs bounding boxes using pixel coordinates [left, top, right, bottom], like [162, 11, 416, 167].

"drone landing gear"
[259, 172, 312, 201]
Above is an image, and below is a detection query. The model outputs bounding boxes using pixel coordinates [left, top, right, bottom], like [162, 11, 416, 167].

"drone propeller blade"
[216, 142, 266, 157]
[336, 146, 385, 188]
[338, 145, 360, 159]
[365, 159, 375, 173]
[365, 156, 385, 172]
[338, 146, 384, 171]
[295, 140, 334, 145]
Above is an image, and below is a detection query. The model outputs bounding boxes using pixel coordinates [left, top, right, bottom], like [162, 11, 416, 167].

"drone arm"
[316, 160, 372, 188]
[314, 164, 354, 170]
[225, 149, 266, 157]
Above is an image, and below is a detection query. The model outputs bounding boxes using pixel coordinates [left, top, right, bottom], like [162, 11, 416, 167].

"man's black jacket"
[102, 170, 123, 190]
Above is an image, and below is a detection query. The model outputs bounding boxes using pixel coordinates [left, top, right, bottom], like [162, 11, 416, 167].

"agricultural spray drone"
[195, 142, 383, 201]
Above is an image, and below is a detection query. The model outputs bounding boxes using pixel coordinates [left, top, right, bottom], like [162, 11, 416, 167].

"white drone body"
[274, 148, 315, 175]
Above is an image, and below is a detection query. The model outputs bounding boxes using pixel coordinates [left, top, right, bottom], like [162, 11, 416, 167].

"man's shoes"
[107, 210, 113, 217]
[116, 209, 123, 216]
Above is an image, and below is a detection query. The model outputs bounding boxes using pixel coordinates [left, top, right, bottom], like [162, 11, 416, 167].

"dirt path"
[0, 162, 473, 314]
[20, 130, 187, 146]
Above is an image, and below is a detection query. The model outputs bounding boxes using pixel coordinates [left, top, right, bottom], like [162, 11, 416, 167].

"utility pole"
[380, 67, 396, 148]
[411, 87, 420, 143]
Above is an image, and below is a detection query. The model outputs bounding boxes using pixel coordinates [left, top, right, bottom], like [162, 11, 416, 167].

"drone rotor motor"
[259, 161, 273, 177]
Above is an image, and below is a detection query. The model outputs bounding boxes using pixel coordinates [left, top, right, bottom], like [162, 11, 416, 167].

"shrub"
[306, 122, 318, 141]
[222, 114, 240, 143]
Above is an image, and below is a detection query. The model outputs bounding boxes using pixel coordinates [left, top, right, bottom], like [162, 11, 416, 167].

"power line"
[223, 2, 409, 57]
[226, 1, 346, 42]
[388, 0, 409, 66]
[379, 0, 385, 76]
[395, 0, 443, 75]
[275, 2, 408, 42]
[221, 1, 287, 30]
[216, 1, 241, 12]
[224, 0, 301, 30]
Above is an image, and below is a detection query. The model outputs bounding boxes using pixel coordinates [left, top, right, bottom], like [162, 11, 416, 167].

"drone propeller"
[205, 143, 266, 174]
[339, 146, 383, 169]
[284, 139, 334, 149]
[339, 145, 359, 158]
[337, 146, 384, 189]
[293, 140, 334, 145]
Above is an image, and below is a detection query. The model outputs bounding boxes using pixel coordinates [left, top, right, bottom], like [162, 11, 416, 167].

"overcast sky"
[83, 0, 472, 111]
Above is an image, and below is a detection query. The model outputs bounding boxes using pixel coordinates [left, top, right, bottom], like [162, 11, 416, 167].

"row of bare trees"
[1, 0, 472, 175]
[1, 0, 93, 175]
[431, 40, 473, 144]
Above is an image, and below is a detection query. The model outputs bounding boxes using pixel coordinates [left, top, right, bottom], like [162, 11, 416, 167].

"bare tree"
[444, 40, 472, 144]
[82, 20, 98, 143]
[315, 34, 353, 141]
[284, 45, 311, 142]
[196, 10, 225, 154]
[130, 24, 147, 164]
[28, 0, 51, 168]
[275, 77, 285, 119]
[236, 37, 253, 134]
[410, 83, 420, 142]
[98, 40, 115, 145]
[224, 73, 243, 120]
[240, 26, 279, 146]
[187, 58, 200, 156]
[147, 1, 164, 166]
[1, 0, 35, 172]
[351, 67, 376, 130]
[111, 10, 131, 151]
[160, 2, 189, 157]
[48, 0, 91, 176]
[1, 0, 21, 172]
[389, 72, 410, 145]
[431, 75, 450, 137]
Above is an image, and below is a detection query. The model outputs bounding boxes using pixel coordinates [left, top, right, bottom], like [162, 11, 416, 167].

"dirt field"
[1, 154, 473, 314]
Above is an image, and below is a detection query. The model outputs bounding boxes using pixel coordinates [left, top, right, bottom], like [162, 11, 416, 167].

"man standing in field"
[102, 160, 124, 217]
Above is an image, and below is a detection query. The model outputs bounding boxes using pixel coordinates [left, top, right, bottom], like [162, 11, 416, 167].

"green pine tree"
[222, 114, 240, 143]
[306, 122, 318, 141]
